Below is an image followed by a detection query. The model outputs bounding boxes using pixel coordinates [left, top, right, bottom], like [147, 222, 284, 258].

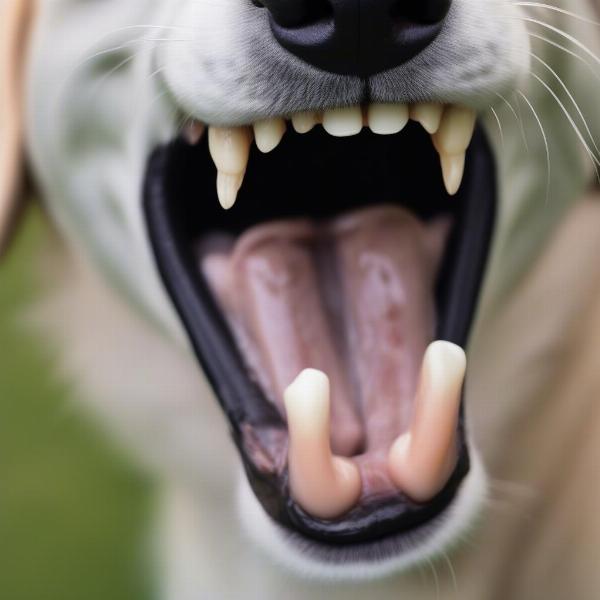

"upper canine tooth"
[284, 369, 362, 519]
[433, 106, 477, 155]
[292, 111, 319, 134]
[322, 106, 363, 137]
[208, 126, 253, 210]
[216, 172, 245, 210]
[208, 126, 252, 174]
[387, 341, 466, 503]
[367, 103, 409, 135]
[409, 103, 443, 134]
[439, 152, 466, 196]
[254, 118, 286, 153]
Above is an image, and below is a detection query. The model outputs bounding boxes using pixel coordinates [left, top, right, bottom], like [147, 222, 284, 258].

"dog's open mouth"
[143, 105, 496, 557]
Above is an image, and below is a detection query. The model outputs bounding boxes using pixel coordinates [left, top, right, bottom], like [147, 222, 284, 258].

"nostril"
[390, 0, 451, 25]
[255, 0, 333, 29]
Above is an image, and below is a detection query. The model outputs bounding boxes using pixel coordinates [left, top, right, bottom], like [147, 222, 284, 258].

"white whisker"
[495, 92, 529, 152]
[426, 558, 441, 600]
[79, 36, 189, 66]
[517, 90, 551, 204]
[531, 73, 600, 182]
[146, 64, 166, 83]
[80, 24, 191, 58]
[489, 105, 505, 149]
[519, 17, 600, 68]
[442, 551, 458, 594]
[60, 28, 189, 112]
[86, 54, 137, 101]
[528, 32, 600, 84]
[513, 2, 600, 27]
[514, 92, 532, 153]
[530, 51, 600, 158]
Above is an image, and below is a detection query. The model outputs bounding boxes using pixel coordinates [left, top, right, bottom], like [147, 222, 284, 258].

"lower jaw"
[238, 450, 488, 572]
[143, 121, 496, 546]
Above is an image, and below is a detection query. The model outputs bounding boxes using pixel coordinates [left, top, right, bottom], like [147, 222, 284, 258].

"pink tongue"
[200, 205, 449, 458]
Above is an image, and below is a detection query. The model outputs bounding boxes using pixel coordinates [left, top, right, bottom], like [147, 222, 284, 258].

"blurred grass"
[0, 211, 152, 600]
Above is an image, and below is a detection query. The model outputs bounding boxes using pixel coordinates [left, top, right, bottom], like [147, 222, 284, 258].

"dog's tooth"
[409, 103, 444, 134]
[208, 126, 252, 209]
[292, 111, 319, 134]
[388, 341, 466, 502]
[367, 103, 409, 135]
[216, 172, 244, 210]
[322, 106, 363, 137]
[254, 118, 286, 153]
[208, 126, 252, 173]
[439, 152, 466, 196]
[183, 121, 205, 145]
[284, 369, 362, 519]
[433, 106, 476, 155]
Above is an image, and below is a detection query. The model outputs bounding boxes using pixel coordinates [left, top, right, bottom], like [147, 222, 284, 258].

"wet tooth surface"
[254, 118, 286, 153]
[285, 369, 362, 520]
[387, 341, 466, 503]
[208, 126, 252, 209]
[434, 106, 476, 155]
[410, 103, 444, 134]
[368, 103, 409, 135]
[439, 152, 466, 196]
[216, 172, 244, 210]
[292, 111, 319, 134]
[322, 106, 363, 137]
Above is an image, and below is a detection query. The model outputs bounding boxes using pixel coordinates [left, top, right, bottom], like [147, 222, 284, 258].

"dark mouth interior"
[177, 123, 459, 234]
[144, 121, 496, 549]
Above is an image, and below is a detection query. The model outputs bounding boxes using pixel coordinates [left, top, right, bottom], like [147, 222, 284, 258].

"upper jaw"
[184, 102, 478, 210]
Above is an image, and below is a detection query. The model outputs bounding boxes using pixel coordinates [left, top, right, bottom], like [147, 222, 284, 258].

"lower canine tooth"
[322, 106, 363, 137]
[284, 369, 362, 519]
[208, 126, 252, 209]
[440, 152, 466, 196]
[387, 341, 466, 502]
[410, 103, 444, 134]
[368, 103, 409, 135]
[254, 118, 286, 153]
[292, 112, 319, 134]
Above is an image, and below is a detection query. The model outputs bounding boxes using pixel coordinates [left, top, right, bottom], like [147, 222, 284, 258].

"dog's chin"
[236, 448, 487, 580]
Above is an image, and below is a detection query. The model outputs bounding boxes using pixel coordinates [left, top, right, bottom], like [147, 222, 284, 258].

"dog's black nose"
[258, 0, 451, 77]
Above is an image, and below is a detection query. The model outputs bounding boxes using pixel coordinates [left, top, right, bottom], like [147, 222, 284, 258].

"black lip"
[143, 124, 496, 546]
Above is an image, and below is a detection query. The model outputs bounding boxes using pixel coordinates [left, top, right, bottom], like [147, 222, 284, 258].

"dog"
[2, 0, 600, 597]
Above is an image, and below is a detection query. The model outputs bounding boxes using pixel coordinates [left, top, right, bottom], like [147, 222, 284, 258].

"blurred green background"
[0, 211, 152, 600]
